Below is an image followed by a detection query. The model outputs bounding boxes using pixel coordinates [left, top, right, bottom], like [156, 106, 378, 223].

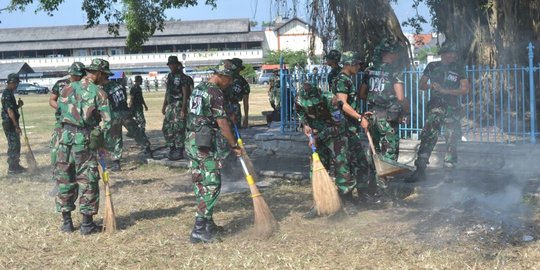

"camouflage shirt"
[224, 74, 250, 104]
[363, 62, 404, 107]
[104, 81, 129, 112]
[333, 72, 358, 111]
[166, 72, 191, 104]
[58, 77, 111, 131]
[52, 78, 70, 96]
[1, 89, 19, 122]
[129, 85, 145, 111]
[296, 84, 343, 134]
[423, 61, 466, 106]
[327, 66, 342, 89]
[187, 81, 226, 131]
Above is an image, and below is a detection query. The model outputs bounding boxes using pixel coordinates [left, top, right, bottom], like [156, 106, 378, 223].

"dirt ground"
[0, 87, 539, 269]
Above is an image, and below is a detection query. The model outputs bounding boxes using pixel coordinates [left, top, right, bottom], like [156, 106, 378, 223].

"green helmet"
[439, 42, 458, 54]
[340, 51, 363, 65]
[7, 73, 20, 83]
[68, 62, 86, 76]
[325, 50, 341, 62]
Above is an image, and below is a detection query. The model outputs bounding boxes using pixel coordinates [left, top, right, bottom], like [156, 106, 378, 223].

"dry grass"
[0, 86, 539, 269]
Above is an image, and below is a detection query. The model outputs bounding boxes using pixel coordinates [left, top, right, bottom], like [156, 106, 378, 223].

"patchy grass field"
[1, 86, 539, 269]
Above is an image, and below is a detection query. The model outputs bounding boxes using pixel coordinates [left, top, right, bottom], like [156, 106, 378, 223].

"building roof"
[0, 18, 263, 52]
[274, 17, 310, 31]
[0, 62, 34, 80]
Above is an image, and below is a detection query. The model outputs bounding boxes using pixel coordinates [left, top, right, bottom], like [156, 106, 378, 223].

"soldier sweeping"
[104, 70, 152, 171]
[185, 67, 242, 243]
[405, 42, 469, 183]
[54, 58, 112, 235]
[1, 73, 26, 174]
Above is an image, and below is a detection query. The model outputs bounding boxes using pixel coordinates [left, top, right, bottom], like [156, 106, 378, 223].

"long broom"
[309, 135, 341, 216]
[18, 99, 38, 171]
[238, 156, 278, 238]
[97, 153, 116, 233]
[234, 125, 278, 238]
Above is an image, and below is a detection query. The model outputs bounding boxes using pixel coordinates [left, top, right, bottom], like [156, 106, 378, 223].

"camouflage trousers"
[54, 129, 100, 215]
[368, 113, 400, 162]
[314, 126, 356, 194]
[416, 105, 462, 166]
[106, 111, 150, 161]
[131, 108, 146, 131]
[49, 120, 62, 166]
[269, 89, 280, 110]
[162, 102, 186, 149]
[186, 131, 225, 219]
[226, 103, 242, 128]
[3, 128, 21, 166]
[347, 127, 371, 190]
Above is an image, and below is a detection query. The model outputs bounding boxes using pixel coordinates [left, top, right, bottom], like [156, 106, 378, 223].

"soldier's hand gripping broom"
[234, 125, 278, 238]
[309, 134, 341, 216]
[18, 98, 37, 171]
[98, 152, 116, 233]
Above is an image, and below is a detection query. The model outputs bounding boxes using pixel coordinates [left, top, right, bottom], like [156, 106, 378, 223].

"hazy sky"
[0, 0, 431, 32]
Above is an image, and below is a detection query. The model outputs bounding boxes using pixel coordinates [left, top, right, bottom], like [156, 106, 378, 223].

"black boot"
[168, 146, 181, 161]
[206, 217, 224, 234]
[190, 217, 219, 243]
[60, 212, 74, 233]
[80, 215, 99, 235]
[405, 158, 428, 183]
[111, 160, 121, 172]
[7, 163, 25, 175]
[144, 146, 154, 159]
[340, 193, 358, 216]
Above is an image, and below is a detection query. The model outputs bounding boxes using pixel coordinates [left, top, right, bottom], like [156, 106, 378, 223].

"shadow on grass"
[116, 205, 189, 230]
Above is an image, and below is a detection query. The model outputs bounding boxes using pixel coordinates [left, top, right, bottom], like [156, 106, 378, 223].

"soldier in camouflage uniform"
[332, 52, 371, 211]
[325, 50, 342, 89]
[49, 62, 86, 166]
[162, 56, 193, 160]
[104, 72, 152, 171]
[1, 73, 26, 174]
[405, 42, 469, 183]
[54, 58, 112, 235]
[359, 38, 408, 187]
[296, 80, 358, 218]
[223, 58, 250, 128]
[129, 75, 148, 133]
[185, 67, 242, 243]
[268, 69, 281, 111]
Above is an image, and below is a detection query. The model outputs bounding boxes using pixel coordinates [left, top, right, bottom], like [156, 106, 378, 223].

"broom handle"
[233, 124, 244, 148]
[97, 152, 110, 183]
[364, 128, 378, 156]
[18, 98, 28, 138]
[309, 134, 316, 153]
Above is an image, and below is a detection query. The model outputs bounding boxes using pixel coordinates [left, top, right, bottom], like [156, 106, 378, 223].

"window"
[91, 48, 106, 56]
[110, 48, 124, 55]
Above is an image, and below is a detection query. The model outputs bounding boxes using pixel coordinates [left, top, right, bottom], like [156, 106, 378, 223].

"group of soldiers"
[295, 39, 469, 217]
[1, 39, 468, 241]
[1, 55, 250, 242]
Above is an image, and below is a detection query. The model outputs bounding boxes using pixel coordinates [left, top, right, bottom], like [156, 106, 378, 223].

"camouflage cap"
[377, 37, 401, 53]
[85, 58, 114, 76]
[135, 75, 143, 82]
[215, 68, 235, 77]
[340, 51, 363, 65]
[7, 73, 20, 83]
[167, 55, 182, 66]
[325, 49, 341, 61]
[68, 62, 86, 76]
[439, 42, 458, 54]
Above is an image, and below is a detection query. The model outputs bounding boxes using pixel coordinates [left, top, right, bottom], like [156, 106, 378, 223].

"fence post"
[528, 42, 537, 144]
[280, 55, 285, 134]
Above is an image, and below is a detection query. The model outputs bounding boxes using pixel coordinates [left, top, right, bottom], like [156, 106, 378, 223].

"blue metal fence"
[279, 43, 538, 144]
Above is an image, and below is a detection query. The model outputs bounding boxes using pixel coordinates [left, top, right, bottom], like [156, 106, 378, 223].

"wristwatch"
[231, 143, 240, 149]
[358, 116, 363, 123]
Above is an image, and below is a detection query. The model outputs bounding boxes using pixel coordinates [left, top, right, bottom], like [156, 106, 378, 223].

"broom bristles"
[102, 182, 117, 233]
[311, 154, 342, 216]
[249, 183, 278, 238]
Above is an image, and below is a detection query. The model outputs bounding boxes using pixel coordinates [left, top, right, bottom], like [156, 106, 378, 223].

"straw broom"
[309, 135, 341, 216]
[98, 153, 116, 233]
[238, 156, 278, 238]
[234, 125, 278, 238]
[18, 100, 38, 171]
